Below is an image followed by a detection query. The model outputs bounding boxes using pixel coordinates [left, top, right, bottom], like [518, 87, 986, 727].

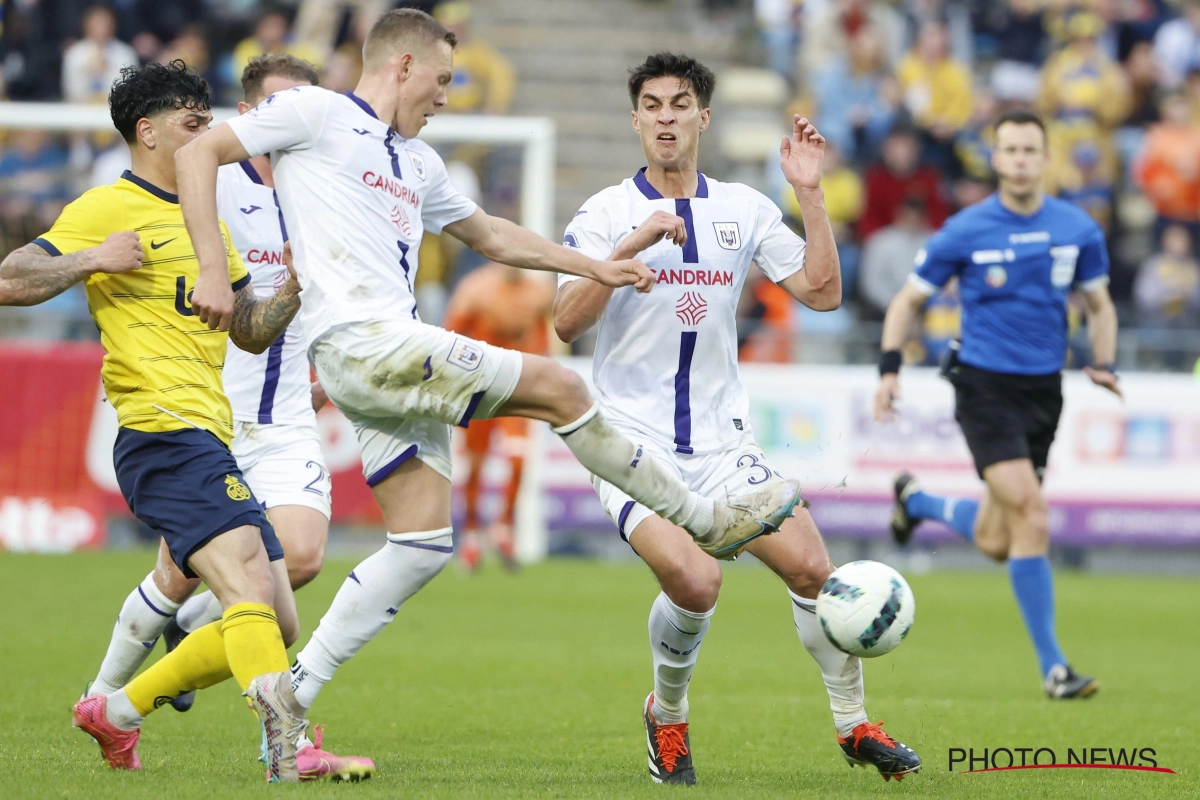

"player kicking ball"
[80, 55, 372, 781]
[875, 110, 1117, 700]
[554, 54, 920, 784]
[0, 61, 322, 781]
[174, 8, 801, 765]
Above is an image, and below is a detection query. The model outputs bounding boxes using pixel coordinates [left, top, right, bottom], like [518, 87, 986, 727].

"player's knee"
[782, 551, 834, 599]
[976, 538, 1009, 562]
[285, 540, 327, 590]
[663, 561, 721, 612]
[542, 365, 593, 428]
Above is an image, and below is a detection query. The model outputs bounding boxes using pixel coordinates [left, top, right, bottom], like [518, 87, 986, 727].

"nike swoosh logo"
[151, 238, 177, 250]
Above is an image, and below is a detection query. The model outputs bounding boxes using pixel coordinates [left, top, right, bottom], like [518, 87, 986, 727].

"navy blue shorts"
[113, 427, 284, 578]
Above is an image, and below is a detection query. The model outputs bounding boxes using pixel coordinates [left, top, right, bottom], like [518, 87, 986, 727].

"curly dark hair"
[109, 60, 211, 144]
[627, 53, 716, 109]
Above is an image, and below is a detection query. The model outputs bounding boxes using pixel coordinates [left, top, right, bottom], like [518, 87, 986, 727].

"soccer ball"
[816, 561, 915, 658]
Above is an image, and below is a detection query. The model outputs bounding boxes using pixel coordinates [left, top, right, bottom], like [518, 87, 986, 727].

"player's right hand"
[88, 231, 143, 274]
[596, 259, 655, 292]
[874, 373, 901, 423]
[191, 268, 236, 331]
[625, 210, 688, 254]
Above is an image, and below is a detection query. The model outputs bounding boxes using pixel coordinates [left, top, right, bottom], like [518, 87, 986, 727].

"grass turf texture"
[0, 552, 1195, 799]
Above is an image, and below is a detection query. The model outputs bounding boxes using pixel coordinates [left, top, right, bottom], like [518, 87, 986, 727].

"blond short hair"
[241, 54, 320, 104]
[363, 8, 456, 71]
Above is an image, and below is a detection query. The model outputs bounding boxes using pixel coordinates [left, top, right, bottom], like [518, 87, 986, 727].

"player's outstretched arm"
[444, 208, 655, 292]
[0, 233, 143, 306]
[776, 116, 841, 311]
[176, 124, 252, 332]
[228, 242, 301, 354]
[1080, 284, 1122, 398]
[553, 210, 685, 342]
[874, 282, 930, 422]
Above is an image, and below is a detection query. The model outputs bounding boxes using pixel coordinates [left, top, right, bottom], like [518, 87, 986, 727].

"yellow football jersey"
[35, 170, 249, 445]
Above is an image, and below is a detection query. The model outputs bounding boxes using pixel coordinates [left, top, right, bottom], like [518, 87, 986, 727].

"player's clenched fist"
[625, 210, 688, 254]
[191, 266, 236, 331]
[87, 231, 143, 274]
[596, 259, 655, 292]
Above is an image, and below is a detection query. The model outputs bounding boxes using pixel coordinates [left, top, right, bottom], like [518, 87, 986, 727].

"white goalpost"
[0, 101, 556, 562]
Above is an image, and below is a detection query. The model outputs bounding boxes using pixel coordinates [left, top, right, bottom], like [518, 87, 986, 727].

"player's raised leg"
[499, 353, 801, 558]
[745, 509, 921, 780]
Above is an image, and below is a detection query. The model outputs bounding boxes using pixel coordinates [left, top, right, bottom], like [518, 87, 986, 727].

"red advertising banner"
[0, 343, 383, 553]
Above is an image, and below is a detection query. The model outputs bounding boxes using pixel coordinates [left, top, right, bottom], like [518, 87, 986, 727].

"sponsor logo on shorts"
[447, 339, 483, 372]
[225, 474, 252, 501]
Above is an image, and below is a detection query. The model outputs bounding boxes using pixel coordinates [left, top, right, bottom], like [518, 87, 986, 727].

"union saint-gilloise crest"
[225, 474, 251, 501]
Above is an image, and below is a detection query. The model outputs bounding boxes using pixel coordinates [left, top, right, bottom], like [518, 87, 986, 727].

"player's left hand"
[595, 258, 655, 293]
[780, 115, 825, 191]
[191, 268, 235, 331]
[1084, 366, 1123, 399]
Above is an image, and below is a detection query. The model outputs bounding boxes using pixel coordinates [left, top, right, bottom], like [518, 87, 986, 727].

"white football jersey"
[560, 170, 806, 455]
[217, 161, 315, 425]
[224, 86, 477, 350]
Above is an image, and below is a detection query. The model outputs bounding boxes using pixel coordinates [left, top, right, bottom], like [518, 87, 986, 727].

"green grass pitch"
[0, 551, 1195, 799]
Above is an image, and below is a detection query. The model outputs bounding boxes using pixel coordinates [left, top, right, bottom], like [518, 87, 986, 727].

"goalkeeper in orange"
[443, 262, 555, 570]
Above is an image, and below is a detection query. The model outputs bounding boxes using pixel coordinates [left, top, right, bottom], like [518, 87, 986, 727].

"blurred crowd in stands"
[3, 0, 1200, 371]
[742, 0, 1200, 370]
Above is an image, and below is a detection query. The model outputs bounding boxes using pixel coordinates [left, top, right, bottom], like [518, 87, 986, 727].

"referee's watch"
[1094, 362, 1117, 375]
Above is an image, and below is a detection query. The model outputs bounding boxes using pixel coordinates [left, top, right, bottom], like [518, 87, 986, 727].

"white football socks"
[648, 592, 714, 724]
[789, 591, 868, 737]
[175, 590, 224, 634]
[553, 405, 714, 536]
[90, 573, 182, 696]
[104, 688, 144, 731]
[290, 529, 453, 709]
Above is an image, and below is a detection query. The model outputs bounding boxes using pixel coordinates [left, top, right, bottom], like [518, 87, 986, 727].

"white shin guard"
[91, 573, 182, 695]
[553, 405, 712, 535]
[290, 529, 453, 709]
[790, 591, 868, 737]
[648, 592, 714, 724]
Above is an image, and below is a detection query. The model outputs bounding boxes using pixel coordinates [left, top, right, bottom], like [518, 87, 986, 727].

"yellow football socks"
[220, 602, 289, 692]
[124, 620, 233, 716]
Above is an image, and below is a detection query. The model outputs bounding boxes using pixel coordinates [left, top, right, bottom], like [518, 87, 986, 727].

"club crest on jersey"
[408, 151, 427, 181]
[225, 474, 251, 501]
[713, 222, 741, 250]
[676, 291, 708, 326]
[986, 265, 1008, 288]
[563, 232, 580, 249]
[447, 338, 483, 372]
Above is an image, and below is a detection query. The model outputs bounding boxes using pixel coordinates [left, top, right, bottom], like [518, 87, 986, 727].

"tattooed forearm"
[0, 244, 93, 306]
[229, 280, 301, 354]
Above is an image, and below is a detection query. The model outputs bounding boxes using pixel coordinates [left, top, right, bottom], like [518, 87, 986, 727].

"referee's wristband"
[1094, 362, 1117, 375]
[879, 350, 902, 376]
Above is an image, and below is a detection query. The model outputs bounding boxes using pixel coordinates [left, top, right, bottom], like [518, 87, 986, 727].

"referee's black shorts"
[951, 364, 1063, 480]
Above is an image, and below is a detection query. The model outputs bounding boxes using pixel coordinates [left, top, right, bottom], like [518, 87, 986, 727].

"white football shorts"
[594, 430, 784, 543]
[311, 319, 523, 485]
[232, 421, 331, 519]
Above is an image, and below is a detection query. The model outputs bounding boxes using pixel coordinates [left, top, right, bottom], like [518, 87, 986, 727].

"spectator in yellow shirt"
[231, 11, 323, 92]
[434, 1, 515, 115]
[896, 21, 973, 167]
